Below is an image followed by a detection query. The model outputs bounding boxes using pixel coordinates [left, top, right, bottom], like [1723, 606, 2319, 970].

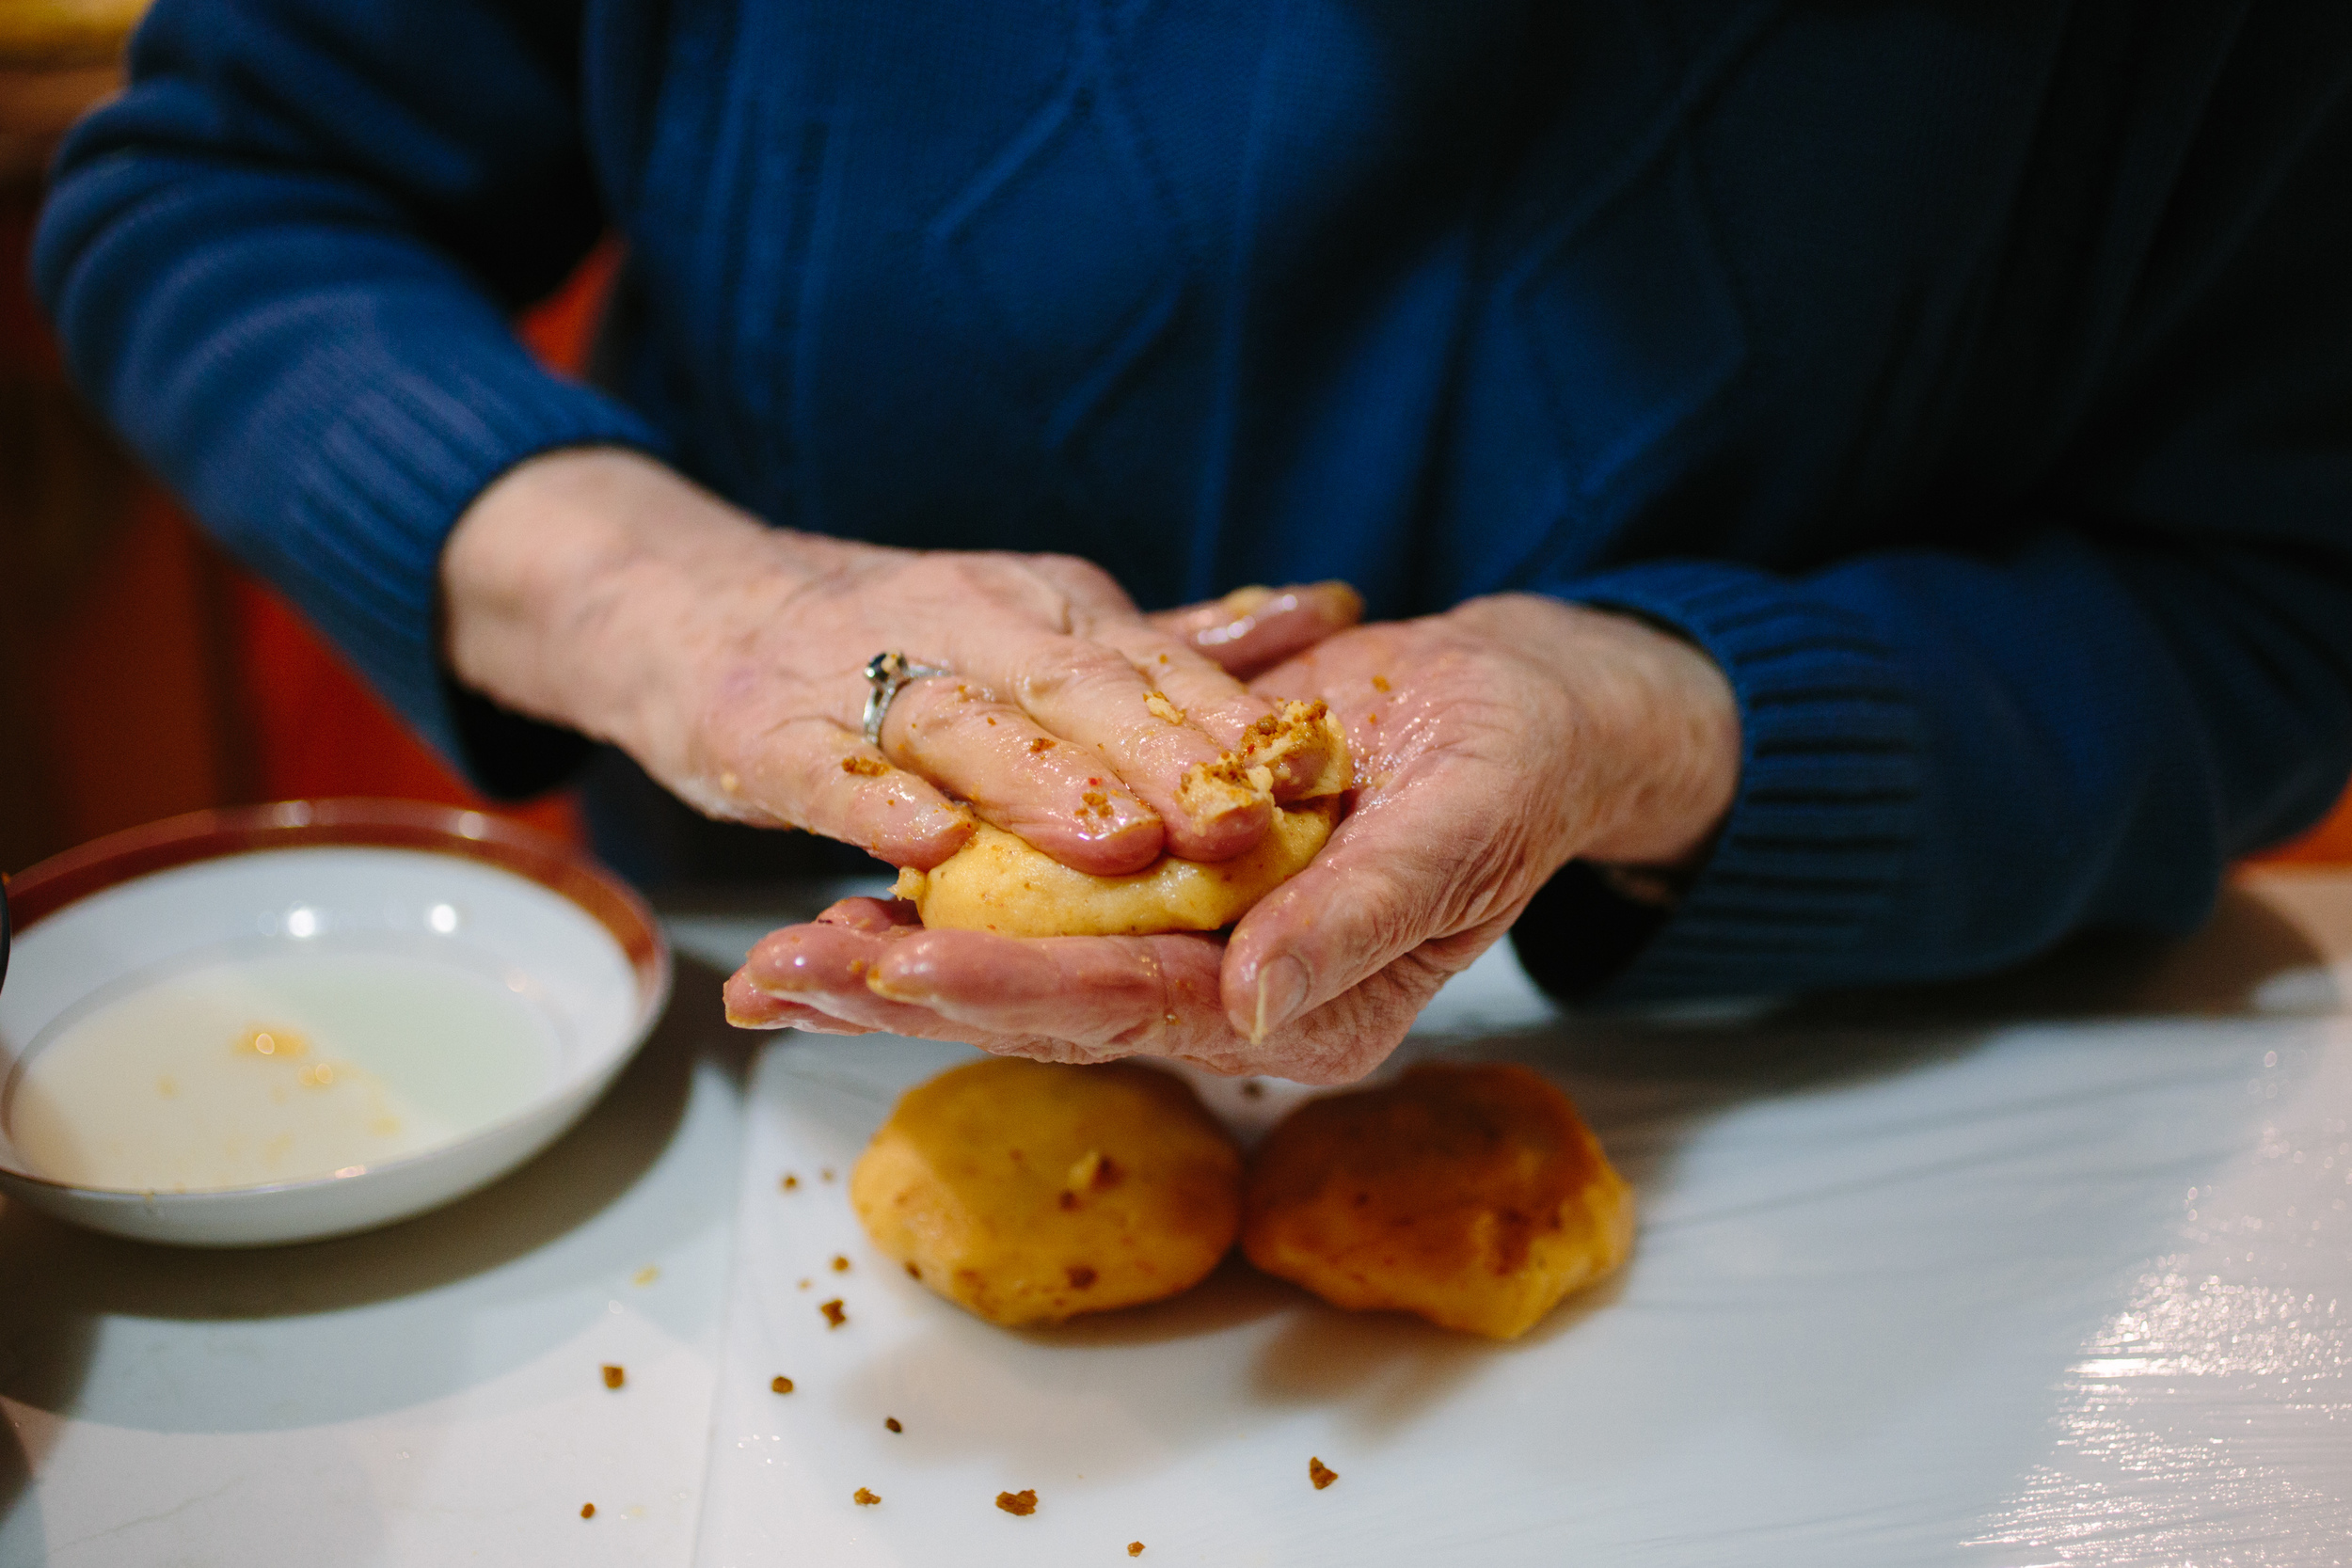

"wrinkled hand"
[725, 594, 1740, 1083]
[442, 449, 1360, 872]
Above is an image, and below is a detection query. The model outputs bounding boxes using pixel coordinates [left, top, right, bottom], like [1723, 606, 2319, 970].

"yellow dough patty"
[1241, 1062, 1634, 1340]
[893, 798, 1338, 938]
[850, 1058, 1244, 1327]
[891, 699, 1351, 939]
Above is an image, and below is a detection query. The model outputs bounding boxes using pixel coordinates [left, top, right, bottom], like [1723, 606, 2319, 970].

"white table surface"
[4, 871, 2350, 1567]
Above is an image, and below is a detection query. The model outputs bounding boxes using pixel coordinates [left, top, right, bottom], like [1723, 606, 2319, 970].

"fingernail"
[1251, 956, 1310, 1043]
[865, 967, 929, 1004]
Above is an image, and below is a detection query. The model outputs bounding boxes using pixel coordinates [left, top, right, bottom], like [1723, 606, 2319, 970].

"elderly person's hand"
[442, 449, 1361, 872]
[724, 594, 1740, 1083]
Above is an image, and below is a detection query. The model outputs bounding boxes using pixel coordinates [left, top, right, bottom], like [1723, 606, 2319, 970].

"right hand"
[439, 448, 1361, 872]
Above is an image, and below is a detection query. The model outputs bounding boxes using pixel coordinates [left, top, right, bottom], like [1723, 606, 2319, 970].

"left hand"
[723, 594, 1740, 1084]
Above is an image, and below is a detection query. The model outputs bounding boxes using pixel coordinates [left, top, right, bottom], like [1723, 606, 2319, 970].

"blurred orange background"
[2, 12, 2346, 879]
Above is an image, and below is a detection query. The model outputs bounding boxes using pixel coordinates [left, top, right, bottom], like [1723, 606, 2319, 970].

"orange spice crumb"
[771, 1375, 794, 1394]
[853, 1487, 881, 1507]
[884, 1417, 902, 1433]
[904, 1260, 921, 1279]
[995, 1489, 1039, 1516]
[1309, 1457, 1339, 1490]
[580, 1503, 596, 1519]
[601, 1364, 625, 1390]
[842, 755, 889, 777]
[819, 1299, 847, 1328]
[1372, 673, 1391, 692]
[780, 1173, 800, 1191]
[1030, 737, 1056, 753]
[832, 1255, 851, 1273]
[1129, 1544, 1146, 1557]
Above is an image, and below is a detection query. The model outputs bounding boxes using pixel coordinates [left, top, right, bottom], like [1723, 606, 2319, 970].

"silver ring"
[861, 651, 952, 748]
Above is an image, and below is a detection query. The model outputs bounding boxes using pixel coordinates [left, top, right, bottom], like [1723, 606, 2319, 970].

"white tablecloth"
[5, 872, 2349, 1566]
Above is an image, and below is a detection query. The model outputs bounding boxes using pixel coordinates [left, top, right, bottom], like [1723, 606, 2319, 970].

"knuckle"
[1014, 638, 1133, 705]
[1034, 553, 1122, 602]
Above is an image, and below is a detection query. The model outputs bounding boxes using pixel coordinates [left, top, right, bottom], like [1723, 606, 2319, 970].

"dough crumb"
[832, 1254, 851, 1273]
[580, 1503, 596, 1519]
[1309, 1457, 1339, 1490]
[995, 1489, 1039, 1516]
[1144, 691, 1184, 724]
[771, 1375, 794, 1394]
[884, 1417, 902, 1433]
[853, 1487, 880, 1507]
[819, 1299, 847, 1327]
[1129, 1544, 1146, 1557]
[600, 1364, 624, 1390]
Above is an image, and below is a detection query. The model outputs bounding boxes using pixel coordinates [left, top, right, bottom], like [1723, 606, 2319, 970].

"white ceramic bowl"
[0, 800, 670, 1246]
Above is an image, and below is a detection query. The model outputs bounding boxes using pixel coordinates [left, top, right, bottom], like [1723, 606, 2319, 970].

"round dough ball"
[850, 1058, 1243, 1327]
[893, 799, 1338, 939]
[1241, 1062, 1634, 1339]
[889, 698, 1352, 939]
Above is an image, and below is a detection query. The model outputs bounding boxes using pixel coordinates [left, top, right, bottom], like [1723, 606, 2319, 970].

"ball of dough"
[892, 799, 1338, 939]
[1241, 1062, 1634, 1339]
[890, 699, 1351, 939]
[850, 1058, 1244, 1327]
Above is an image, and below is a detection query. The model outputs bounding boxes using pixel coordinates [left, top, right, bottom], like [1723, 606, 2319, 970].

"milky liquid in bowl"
[8, 948, 560, 1194]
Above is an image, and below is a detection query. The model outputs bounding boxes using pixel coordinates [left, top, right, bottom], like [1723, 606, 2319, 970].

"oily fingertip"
[814, 895, 918, 932]
[724, 969, 794, 1027]
[987, 802, 1167, 878]
[1163, 778, 1275, 862]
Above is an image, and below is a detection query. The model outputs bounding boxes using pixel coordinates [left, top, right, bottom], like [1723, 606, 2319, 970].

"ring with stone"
[861, 651, 953, 748]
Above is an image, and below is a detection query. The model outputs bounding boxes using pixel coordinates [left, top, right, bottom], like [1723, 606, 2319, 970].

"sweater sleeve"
[32, 0, 667, 792]
[1518, 71, 2352, 1004]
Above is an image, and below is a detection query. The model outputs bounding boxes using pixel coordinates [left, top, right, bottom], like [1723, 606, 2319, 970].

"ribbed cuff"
[276, 346, 670, 796]
[1544, 561, 1926, 1001]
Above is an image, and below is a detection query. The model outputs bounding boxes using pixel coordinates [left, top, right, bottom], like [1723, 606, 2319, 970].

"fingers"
[734, 910, 977, 1037]
[723, 981, 877, 1034]
[866, 928, 1220, 1045]
[699, 716, 975, 869]
[855, 926, 1439, 1084]
[948, 631, 1274, 862]
[1148, 581, 1363, 679]
[882, 676, 1165, 874]
[1217, 752, 1531, 1041]
[729, 901, 1455, 1085]
[733, 911, 1084, 1055]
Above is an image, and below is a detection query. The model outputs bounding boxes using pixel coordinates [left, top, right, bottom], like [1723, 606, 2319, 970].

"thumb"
[1218, 753, 1539, 1040]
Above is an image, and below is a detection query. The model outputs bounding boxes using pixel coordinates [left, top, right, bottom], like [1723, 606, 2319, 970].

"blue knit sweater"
[34, 1, 2352, 1000]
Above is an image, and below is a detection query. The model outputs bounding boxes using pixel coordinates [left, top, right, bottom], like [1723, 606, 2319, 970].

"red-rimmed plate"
[0, 800, 670, 1246]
